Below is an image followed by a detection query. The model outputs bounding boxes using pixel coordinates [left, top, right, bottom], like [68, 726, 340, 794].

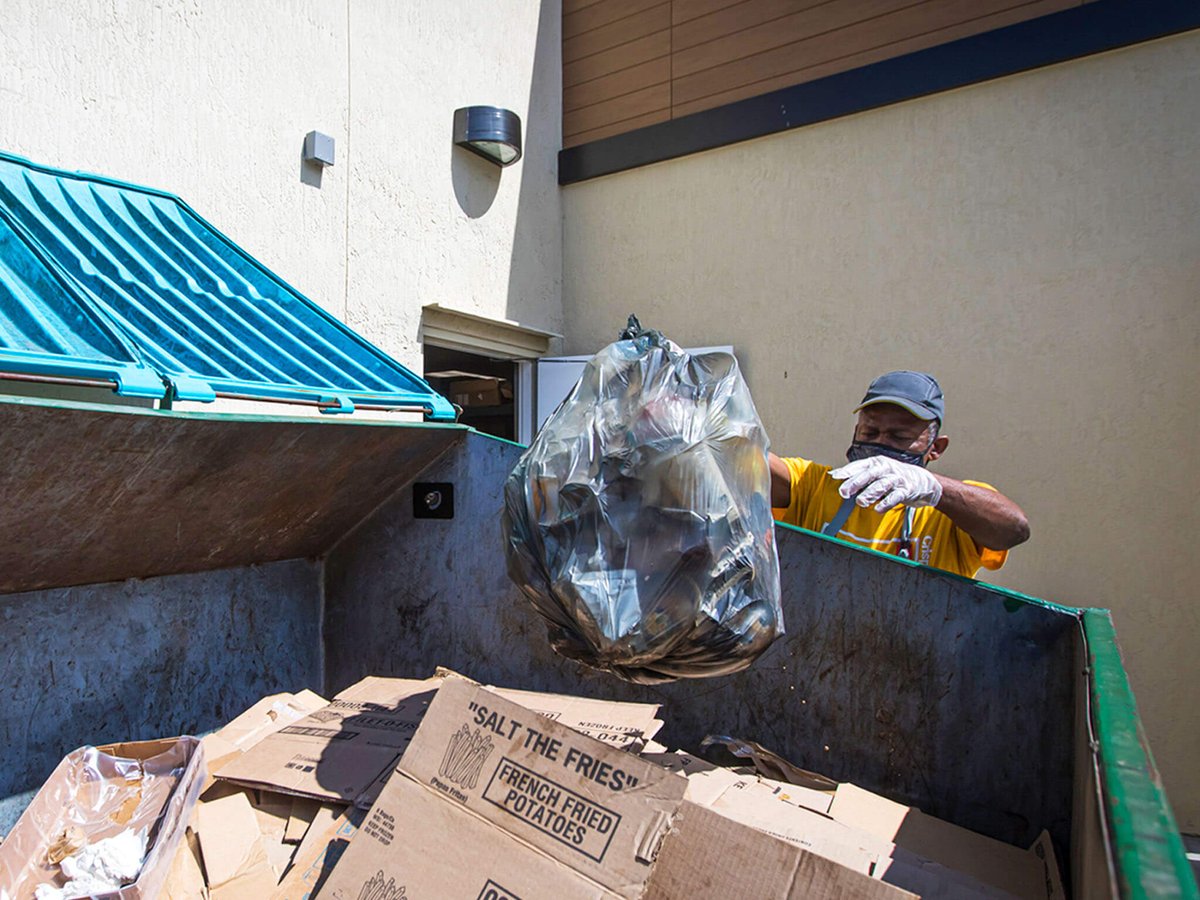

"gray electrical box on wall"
[303, 131, 335, 166]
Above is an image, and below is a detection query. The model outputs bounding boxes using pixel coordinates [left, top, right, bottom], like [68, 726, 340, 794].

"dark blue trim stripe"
[559, 0, 1200, 185]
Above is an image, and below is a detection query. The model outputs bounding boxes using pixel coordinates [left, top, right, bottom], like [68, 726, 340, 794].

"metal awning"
[0, 151, 455, 419]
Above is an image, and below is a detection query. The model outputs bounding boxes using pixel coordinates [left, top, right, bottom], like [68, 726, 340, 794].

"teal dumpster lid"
[0, 151, 455, 419]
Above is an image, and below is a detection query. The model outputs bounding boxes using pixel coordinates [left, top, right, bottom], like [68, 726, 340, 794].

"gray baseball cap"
[853, 370, 944, 423]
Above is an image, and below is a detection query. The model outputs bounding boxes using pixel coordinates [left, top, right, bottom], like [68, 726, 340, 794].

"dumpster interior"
[0, 395, 1122, 894]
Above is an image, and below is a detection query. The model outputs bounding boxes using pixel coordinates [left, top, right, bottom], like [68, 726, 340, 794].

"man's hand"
[831, 457, 1031, 550]
[830, 457, 942, 512]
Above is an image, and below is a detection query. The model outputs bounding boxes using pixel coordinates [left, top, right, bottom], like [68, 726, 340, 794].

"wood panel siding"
[562, 0, 1094, 147]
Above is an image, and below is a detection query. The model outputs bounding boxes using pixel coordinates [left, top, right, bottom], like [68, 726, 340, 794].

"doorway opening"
[423, 345, 516, 442]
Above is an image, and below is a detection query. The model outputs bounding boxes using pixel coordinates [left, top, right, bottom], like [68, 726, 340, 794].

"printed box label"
[482, 756, 621, 863]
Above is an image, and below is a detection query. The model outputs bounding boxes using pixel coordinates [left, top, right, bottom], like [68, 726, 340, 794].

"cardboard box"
[643, 750, 834, 814]
[323, 680, 686, 898]
[646, 750, 1037, 899]
[203, 690, 328, 789]
[197, 784, 282, 899]
[828, 784, 1064, 900]
[0, 737, 205, 899]
[216, 677, 442, 805]
[270, 804, 364, 900]
[320, 681, 915, 900]
[218, 674, 666, 809]
[487, 684, 664, 751]
[448, 377, 504, 408]
[645, 801, 910, 900]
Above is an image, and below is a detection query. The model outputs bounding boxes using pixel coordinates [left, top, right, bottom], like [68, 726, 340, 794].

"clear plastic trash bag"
[502, 319, 783, 684]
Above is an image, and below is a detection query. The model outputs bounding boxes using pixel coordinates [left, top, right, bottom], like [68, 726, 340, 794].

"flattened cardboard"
[488, 686, 663, 750]
[642, 753, 1023, 898]
[216, 677, 441, 803]
[640, 751, 745, 807]
[643, 801, 914, 900]
[829, 783, 1062, 899]
[162, 812, 207, 899]
[250, 791, 296, 879]
[879, 848, 1022, 899]
[197, 785, 279, 899]
[709, 779, 886, 874]
[283, 797, 321, 844]
[642, 750, 834, 814]
[354, 674, 667, 808]
[322, 775, 617, 900]
[204, 691, 328, 787]
[322, 681, 688, 900]
[270, 805, 364, 900]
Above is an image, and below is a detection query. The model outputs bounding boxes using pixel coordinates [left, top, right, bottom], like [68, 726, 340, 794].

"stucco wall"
[562, 33, 1200, 828]
[0, 0, 562, 372]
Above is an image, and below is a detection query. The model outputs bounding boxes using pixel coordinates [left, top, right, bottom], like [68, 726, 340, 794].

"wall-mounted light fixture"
[303, 131, 336, 167]
[453, 106, 522, 167]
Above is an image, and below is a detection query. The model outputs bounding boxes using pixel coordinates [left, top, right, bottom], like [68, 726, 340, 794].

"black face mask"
[846, 426, 938, 468]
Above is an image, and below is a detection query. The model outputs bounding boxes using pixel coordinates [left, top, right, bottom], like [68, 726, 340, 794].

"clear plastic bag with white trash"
[502, 319, 783, 684]
[0, 737, 204, 899]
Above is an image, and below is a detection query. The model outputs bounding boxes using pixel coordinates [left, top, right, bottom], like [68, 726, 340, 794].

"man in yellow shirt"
[769, 371, 1029, 578]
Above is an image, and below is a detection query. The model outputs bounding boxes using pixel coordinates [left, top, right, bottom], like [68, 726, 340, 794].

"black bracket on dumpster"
[413, 482, 454, 519]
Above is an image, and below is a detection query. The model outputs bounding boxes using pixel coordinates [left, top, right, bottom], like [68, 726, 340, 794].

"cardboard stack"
[4, 670, 1066, 899]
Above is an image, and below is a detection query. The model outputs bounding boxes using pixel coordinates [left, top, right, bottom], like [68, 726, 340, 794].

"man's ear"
[927, 433, 949, 463]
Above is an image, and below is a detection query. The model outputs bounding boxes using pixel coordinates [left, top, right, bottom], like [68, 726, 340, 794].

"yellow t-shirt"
[771, 456, 1007, 578]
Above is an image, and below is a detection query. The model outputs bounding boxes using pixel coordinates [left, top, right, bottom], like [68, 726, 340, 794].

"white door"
[526, 347, 735, 439]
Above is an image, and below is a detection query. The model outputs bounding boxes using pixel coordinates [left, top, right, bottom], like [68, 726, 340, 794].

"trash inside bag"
[502, 317, 783, 683]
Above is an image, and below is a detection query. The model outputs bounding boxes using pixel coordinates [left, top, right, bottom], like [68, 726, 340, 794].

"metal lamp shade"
[453, 106, 522, 166]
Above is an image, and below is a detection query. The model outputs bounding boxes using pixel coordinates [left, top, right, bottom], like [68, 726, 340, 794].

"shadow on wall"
[300, 136, 323, 189]
[504, 0, 562, 334]
[451, 147, 501, 218]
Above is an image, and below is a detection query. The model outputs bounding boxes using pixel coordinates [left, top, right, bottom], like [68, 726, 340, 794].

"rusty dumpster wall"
[0, 559, 322, 829]
[322, 430, 1079, 856]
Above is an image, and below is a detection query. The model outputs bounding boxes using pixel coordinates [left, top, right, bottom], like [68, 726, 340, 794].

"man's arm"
[931, 475, 1030, 551]
[831, 457, 1030, 551]
[768, 451, 792, 509]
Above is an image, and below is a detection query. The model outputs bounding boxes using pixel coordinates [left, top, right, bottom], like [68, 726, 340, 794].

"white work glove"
[829, 457, 943, 513]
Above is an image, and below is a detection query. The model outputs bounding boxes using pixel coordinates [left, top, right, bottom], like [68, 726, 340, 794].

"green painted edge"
[465, 428, 527, 450]
[772, 519, 1080, 615]
[1083, 608, 1198, 898]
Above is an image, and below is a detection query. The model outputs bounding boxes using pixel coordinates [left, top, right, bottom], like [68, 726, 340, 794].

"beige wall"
[562, 33, 1200, 827]
[0, 0, 562, 373]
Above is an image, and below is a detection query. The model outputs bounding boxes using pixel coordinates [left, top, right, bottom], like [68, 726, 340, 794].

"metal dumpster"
[0, 397, 1192, 898]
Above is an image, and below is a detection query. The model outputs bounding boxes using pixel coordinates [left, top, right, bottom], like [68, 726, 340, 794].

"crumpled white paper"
[34, 829, 147, 900]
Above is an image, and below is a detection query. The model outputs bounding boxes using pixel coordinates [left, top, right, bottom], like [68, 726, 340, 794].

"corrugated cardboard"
[216, 677, 442, 804]
[324, 775, 620, 899]
[0, 737, 204, 899]
[203, 690, 328, 788]
[488, 685, 664, 751]
[448, 377, 505, 407]
[829, 783, 1064, 899]
[709, 779, 887, 874]
[644, 801, 914, 900]
[161, 811, 207, 899]
[434, 670, 666, 752]
[270, 804, 364, 900]
[251, 791, 296, 879]
[321, 682, 918, 900]
[321, 680, 688, 899]
[197, 784, 280, 899]
[283, 797, 321, 844]
[647, 751, 1024, 898]
[354, 675, 666, 808]
[219, 672, 668, 810]
[642, 750, 835, 814]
